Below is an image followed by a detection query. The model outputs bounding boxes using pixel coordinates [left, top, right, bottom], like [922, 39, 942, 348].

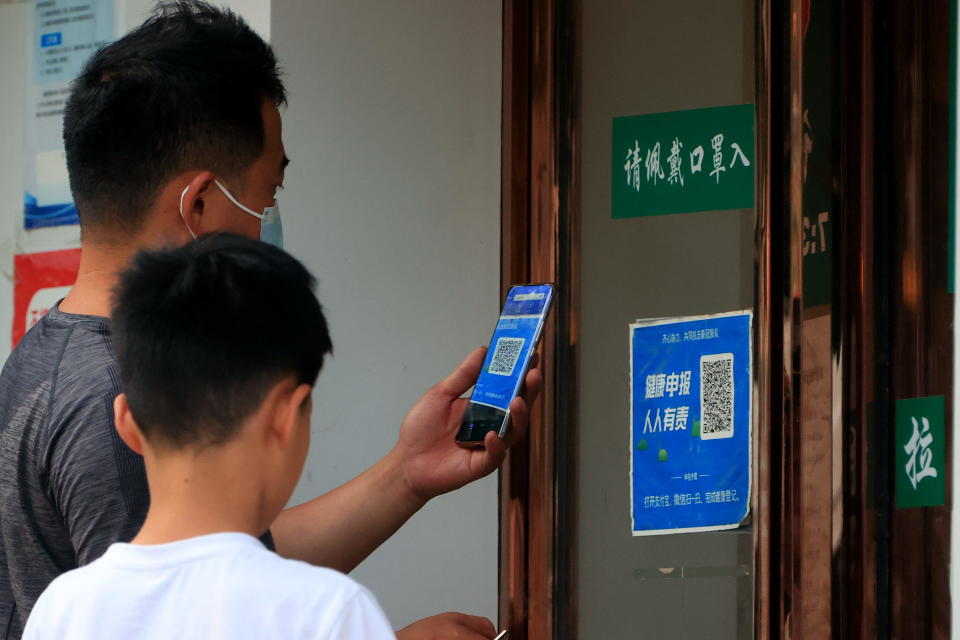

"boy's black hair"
[64, 1, 285, 234]
[112, 234, 332, 448]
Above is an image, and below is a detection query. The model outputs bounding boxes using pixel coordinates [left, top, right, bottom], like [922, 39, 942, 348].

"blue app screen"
[470, 284, 552, 411]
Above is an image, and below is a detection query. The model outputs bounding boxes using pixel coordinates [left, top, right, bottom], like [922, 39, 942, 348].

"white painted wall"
[271, 1, 502, 628]
[122, 0, 269, 39]
[0, 2, 29, 365]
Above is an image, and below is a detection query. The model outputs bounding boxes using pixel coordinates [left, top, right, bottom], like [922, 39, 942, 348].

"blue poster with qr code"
[471, 284, 553, 411]
[629, 310, 752, 536]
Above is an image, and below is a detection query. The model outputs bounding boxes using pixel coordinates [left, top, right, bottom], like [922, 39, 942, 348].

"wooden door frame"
[498, 0, 578, 638]
[499, 1, 780, 638]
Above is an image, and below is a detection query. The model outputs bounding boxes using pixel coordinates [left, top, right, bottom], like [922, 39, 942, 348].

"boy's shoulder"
[234, 540, 368, 601]
[50, 533, 365, 598]
[27, 534, 389, 639]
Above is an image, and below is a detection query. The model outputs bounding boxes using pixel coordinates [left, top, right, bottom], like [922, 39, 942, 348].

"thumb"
[436, 347, 487, 397]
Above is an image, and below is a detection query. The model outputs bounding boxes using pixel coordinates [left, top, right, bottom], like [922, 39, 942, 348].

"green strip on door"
[612, 104, 755, 218]
[895, 396, 946, 509]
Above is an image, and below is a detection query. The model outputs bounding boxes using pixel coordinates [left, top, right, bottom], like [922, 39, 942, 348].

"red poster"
[12, 248, 81, 347]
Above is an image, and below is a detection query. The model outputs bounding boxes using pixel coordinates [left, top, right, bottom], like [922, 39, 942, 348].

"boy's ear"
[113, 393, 145, 455]
[266, 382, 313, 448]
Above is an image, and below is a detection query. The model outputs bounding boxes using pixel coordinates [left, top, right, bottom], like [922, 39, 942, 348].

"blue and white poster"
[629, 311, 752, 536]
[24, 0, 116, 229]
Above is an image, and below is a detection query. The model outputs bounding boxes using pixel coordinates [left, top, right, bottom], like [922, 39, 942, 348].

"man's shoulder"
[0, 309, 120, 489]
[47, 316, 116, 393]
[4, 310, 115, 399]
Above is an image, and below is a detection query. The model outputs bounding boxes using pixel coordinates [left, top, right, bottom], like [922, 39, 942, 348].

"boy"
[23, 234, 396, 639]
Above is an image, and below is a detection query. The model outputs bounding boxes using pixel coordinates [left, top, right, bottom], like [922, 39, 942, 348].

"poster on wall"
[629, 311, 752, 536]
[12, 248, 81, 347]
[612, 104, 755, 219]
[24, 0, 115, 229]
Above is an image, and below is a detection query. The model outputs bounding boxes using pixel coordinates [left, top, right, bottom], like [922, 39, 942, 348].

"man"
[0, 3, 538, 639]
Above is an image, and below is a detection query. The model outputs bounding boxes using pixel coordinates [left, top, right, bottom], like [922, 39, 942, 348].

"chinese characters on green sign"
[611, 104, 755, 218]
[895, 396, 945, 509]
[800, 2, 837, 309]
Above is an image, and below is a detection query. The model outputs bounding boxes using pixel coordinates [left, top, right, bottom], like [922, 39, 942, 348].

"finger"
[502, 396, 529, 448]
[520, 366, 543, 407]
[437, 347, 487, 397]
[477, 429, 507, 473]
[450, 613, 497, 638]
[516, 353, 540, 396]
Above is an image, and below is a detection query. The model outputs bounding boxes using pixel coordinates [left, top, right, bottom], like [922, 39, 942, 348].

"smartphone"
[455, 283, 554, 447]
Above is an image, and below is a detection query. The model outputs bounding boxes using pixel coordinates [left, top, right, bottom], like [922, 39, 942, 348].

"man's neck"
[59, 218, 186, 317]
[133, 442, 272, 546]
[59, 241, 137, 318]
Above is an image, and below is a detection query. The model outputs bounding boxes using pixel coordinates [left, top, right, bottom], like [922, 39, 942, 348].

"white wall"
[0, 2, 30, 364]
[122, 0, 269, 38]
[272, 0, 502, 630]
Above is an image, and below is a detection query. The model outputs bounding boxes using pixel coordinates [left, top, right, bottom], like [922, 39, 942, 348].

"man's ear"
[178, 170, 217, 235]
[113, 393, 145, 455]
[266, 382, 313, 449]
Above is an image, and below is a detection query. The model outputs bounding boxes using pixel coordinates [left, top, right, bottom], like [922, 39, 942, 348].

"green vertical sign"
[800, 0, 838, 309]
[611, 104, 755, 218]
[895, 396, 946, 509]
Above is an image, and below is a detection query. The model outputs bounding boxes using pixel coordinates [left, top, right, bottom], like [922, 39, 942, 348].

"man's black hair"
[64, 1, 285, 234]
[112, 234, 332, 448]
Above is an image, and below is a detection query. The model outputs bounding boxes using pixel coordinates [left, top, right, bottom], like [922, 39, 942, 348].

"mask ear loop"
[179, 185, 198, 239]
[214, 180, 267, 220]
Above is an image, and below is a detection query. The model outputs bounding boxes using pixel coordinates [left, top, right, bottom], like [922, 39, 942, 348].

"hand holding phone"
[456, 284, 553, 447]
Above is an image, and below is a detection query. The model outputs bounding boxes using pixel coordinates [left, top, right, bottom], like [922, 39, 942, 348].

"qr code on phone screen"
[700, 353, 734, 439]
[489, 337, 526, 376]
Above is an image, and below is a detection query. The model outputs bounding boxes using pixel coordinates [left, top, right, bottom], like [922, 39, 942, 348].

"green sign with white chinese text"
[895, 396, 945, 509]
[612, 104, 755, 218]
[801, 2, 838, 309]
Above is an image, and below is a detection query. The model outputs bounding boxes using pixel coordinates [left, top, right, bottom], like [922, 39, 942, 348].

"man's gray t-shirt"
[0, 306, 272, 638]
[0, 307, 142, 639]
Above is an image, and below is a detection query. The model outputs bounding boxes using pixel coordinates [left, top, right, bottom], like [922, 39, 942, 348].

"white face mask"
[178, 180, 284, 248]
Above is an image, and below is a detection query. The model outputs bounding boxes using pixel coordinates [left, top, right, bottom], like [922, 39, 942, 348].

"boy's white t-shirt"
[22, 532, 396, 639]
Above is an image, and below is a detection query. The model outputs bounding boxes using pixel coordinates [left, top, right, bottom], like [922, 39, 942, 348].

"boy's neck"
[134, 440, 272, 546]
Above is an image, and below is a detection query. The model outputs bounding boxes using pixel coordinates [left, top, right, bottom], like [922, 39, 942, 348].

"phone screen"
[456, 284, 553, 446]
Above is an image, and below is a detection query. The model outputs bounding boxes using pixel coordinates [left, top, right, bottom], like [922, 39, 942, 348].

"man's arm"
[270, 347, 540, 572]
[51, 402, 148, 566]
[270, 446, 423, 573]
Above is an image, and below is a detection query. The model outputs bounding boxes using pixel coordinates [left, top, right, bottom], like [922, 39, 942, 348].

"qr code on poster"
[700, 353, 734, 439]
[488, 337, 526, 376]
